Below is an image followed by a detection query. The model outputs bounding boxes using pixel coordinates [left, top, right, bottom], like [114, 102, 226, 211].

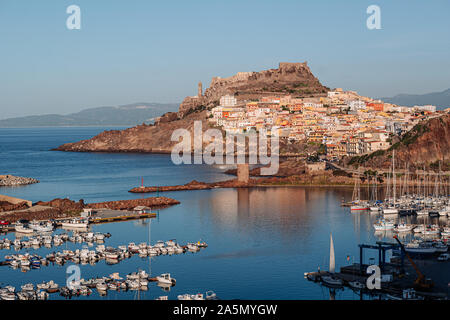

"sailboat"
[383, 150, 398, 216]
[321, 233, 343, 287]
[369, 174, 381, 212]
[351, 169, 369, 211]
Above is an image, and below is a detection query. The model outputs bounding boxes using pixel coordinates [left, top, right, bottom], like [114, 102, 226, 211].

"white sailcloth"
[329, 233, 335, 273]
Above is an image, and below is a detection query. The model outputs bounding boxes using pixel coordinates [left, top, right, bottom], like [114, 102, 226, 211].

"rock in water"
[0, 175, 39, 186]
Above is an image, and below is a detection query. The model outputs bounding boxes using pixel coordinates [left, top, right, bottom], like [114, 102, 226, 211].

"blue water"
[0, 127, 445, 300]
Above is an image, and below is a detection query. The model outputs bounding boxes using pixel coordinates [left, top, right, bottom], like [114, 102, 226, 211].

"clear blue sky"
[1, 0, 449, 118]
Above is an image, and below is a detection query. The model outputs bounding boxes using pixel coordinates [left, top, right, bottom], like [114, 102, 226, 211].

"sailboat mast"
[392, 150, 396, 205]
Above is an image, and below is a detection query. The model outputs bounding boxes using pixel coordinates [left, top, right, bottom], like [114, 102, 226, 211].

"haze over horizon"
[1, 0, 450, 118]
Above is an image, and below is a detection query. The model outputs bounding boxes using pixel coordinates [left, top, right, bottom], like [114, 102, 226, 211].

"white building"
[348, 100, 366, 110]
[220, 95, 237, 107]
[413, 105, 436, 113]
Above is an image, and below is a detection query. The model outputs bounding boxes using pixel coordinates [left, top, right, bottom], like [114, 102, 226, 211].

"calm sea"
[0, 127, 446, 300]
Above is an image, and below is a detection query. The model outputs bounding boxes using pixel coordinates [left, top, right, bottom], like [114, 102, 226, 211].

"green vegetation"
[333, 169, 352, 177]
[348, 149, 386, 166]
[318, 143, 326, 155]
[185, 104, 206, 116]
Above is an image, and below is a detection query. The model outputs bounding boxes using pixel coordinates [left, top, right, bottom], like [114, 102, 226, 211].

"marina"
[0, 127, 449, 300]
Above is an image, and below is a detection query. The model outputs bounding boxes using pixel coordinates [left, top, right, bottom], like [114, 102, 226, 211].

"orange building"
[367, 103, 384, 112]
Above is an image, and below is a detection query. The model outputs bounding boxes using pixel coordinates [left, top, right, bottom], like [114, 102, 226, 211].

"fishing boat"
[61, 218, 89, 229]
[30, 221, 54, 232]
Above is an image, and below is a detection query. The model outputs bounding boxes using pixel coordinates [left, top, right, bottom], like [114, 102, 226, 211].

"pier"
[305, 240, 450, 300]
[0, 209, 158, 234]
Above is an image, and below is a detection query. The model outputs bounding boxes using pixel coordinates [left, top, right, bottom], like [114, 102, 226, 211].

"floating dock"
[88, 212, 157, 224]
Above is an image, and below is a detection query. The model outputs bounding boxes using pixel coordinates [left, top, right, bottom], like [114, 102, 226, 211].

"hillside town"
[207, 89, 447, 160]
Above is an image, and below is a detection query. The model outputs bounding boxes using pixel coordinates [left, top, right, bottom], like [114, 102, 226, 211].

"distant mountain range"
[0, 103, 179, 127]
[379, 88, 450, 110]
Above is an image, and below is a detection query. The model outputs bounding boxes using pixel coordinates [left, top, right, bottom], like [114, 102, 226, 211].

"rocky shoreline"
[0, 175, 39, 186]
[86, 197, 180, 210]
[0, 197, 180, 223]
[129, 173, 356, 194]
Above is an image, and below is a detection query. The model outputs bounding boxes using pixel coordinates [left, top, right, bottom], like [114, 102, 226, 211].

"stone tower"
[237, 164, 249, 183]
[198, 82, 203, 98]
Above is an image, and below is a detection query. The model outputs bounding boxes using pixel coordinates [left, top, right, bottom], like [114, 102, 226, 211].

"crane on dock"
[393, 235, 434, 290]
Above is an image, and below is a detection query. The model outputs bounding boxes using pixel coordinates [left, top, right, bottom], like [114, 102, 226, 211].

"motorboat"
[96, 282, 108, 291]
[206, 290, 218, 300]
[416, 209, 429, 216]
[373, 219, 394, 231]
[165, 240, 176, 247]
[422, 227, 440, 236]
[405, 242, 436, 255]
[196, 240, 208, 248]
[14, 223, 34, 234]
[348, 281, 365, 290]
[437, 253, 449, 261]
[382, 207, 398, 216]
[394, 224, 415, 233]
[433, 242, 448, 253]
[385, 288, 423, 300]
[156, 273, 176, 286]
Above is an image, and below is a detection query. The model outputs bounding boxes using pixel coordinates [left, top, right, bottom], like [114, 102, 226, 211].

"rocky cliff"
[346, 114, 450, 170]
[178, 62, 328, 117]
[55, 111, 208, 153]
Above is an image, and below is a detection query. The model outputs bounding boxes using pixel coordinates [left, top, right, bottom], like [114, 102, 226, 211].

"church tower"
[198, 82, 203, 98]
